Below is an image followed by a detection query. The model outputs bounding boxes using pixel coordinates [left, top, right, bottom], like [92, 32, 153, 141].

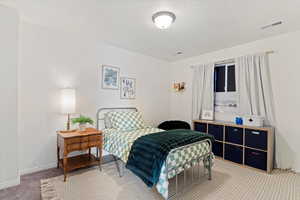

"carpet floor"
[0, 168, 62, 200]
[41, 159, 300, 200]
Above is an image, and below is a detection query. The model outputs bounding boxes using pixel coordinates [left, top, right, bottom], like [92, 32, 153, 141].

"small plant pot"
[79, 123, 87, 131]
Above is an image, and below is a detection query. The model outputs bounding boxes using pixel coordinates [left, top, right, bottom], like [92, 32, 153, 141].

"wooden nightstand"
[57, 128, 103, 181]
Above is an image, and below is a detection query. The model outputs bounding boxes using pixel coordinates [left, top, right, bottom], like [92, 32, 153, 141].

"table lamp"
[61, 88, 76, 130]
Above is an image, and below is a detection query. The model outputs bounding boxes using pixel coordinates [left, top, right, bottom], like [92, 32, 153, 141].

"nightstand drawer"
[89, 135, 102, 142]
[245, 129, 267, 150]
[65, 137, 88, 145]
[67, 142, 90, 151]
[80, 142, 90, 150]
[67, 143, 81, 151]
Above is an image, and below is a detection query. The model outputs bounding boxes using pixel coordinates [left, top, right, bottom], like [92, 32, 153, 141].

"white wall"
[18, 22, 300, 174]
[169, 30, 300, 172]
[0, 5, 19, 189]
[18, 22, 171, 174]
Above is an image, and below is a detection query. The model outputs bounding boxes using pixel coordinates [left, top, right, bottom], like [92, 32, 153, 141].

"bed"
[97, 107, 214, 199]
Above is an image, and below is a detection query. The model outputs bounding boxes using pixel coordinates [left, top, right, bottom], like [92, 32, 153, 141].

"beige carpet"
[41, 159, 300, 200]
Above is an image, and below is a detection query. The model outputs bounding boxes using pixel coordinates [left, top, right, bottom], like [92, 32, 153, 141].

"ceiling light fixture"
[152, 11, 176, 29]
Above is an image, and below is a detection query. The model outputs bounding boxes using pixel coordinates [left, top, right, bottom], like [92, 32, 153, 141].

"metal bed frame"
[96, 107, 212, 199]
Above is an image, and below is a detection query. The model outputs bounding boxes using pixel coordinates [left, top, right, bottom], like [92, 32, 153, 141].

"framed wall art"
[120, 77, 136, 99]
[102, 65, 120, 89]
[201, 110, 214, 120]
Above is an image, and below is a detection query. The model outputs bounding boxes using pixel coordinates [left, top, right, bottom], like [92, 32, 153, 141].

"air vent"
[261, 21, 283, 30]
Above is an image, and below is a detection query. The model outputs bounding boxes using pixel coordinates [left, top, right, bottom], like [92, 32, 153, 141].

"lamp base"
[66, 114, 71, 130]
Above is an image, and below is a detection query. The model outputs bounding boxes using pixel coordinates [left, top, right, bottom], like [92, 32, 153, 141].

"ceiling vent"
[261, 21, 283, 30]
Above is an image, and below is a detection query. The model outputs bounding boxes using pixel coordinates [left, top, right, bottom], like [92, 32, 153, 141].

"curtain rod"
[191, 50, 275, 68]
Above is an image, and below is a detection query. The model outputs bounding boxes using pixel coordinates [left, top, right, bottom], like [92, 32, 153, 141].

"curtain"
[236, 53, 283, 168]
[236, 53, 275, 125]
[191, 63, 215, 120]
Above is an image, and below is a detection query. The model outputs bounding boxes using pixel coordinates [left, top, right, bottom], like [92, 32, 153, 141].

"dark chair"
[158, 120, 191, 130]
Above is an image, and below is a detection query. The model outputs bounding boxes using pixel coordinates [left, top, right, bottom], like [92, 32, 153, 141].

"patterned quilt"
[103, 128, 212, 199]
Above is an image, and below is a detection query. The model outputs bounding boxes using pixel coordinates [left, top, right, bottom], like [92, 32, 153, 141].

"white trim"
[20, 162, 57, 175]
[0, 177, 20, 190]
[20, 150, 105, 175]
[225, 65, 228, 92]
[19, 151, 109, 176]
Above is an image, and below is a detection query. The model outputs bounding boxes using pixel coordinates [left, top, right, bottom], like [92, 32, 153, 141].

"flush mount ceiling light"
[152, 11, 176, 29]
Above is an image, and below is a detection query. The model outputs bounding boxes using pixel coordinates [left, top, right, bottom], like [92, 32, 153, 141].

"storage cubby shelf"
[193, 120, 274, 173]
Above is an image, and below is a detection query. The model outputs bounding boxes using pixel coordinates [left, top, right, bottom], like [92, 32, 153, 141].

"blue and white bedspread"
[103, 128, 213, 199]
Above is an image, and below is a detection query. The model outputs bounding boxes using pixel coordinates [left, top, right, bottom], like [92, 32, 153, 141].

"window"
[214, 64, 236, 92]
[227, 65, 236, 92]
[214, 66, 226, 92]
[214, 63, 238, 113]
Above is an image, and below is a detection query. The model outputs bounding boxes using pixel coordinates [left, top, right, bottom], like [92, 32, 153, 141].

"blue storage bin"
[208, 124, 224, 141]
[225, 126, 243, 145]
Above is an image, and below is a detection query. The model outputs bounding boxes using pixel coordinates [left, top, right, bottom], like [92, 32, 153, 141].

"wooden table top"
[57, 128, 102, 138]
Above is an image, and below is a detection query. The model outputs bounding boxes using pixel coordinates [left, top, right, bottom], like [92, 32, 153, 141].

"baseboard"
[20, 162, 57, 175]
[20, 154, 112, 176]
[0, 177, 20, 190]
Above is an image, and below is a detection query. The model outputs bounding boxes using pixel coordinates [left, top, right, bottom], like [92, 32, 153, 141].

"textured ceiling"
[3, 0, 300, 61]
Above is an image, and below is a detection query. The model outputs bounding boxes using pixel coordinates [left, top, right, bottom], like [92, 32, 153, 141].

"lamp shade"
[61, 88, 76, 114]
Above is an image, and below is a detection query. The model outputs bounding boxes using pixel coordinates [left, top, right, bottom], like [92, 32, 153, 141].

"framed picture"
[102, 65, 120, 89]
[120, 77, 136, 99]
[201, 110, 214, 120]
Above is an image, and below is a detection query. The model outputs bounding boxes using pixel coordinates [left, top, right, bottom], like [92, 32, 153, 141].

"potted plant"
[71, 115, 94, 131]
